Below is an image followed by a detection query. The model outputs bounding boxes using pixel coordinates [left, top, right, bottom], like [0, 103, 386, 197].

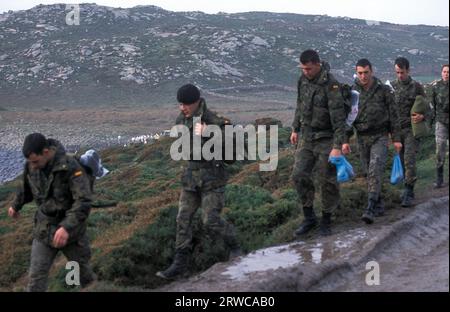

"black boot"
[294, 206, 318, 236]
[434, 166, 444, 189]
[319, 213, 332, 236]
[401, 184, 414, 207]
[374, 197, 385, 217]
[156, 248, 189, 280]
[227, 238, 243, 259]
[362, 195, 377, 224]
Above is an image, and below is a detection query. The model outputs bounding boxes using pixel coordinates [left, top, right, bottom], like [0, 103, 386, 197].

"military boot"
[319, 213, 332, 236]
[374, 197, 385, 217]
[401, 184, 414, 207]
[362, 194, 377, 224]
[156, 248, 189, 280]
[227, 239, 243, 259]
[434, 166, 444, 189]
[294, 206, 318, 236]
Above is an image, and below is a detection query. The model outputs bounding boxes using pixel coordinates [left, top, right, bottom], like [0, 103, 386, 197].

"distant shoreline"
[0, 149, 24, 185]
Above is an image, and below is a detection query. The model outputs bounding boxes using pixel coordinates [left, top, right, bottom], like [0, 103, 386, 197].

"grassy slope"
[0, 129, 447, 291]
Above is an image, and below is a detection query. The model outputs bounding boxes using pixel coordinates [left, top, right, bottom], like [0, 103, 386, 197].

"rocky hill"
[0, 3, 448, 109]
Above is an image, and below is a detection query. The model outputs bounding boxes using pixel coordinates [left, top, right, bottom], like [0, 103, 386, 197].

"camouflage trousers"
[27, 234, 95, 292]
[357, 134, 389, 200]
[175, 188, 238, 251]
[291, 137, 340, 214]
[436, 122, 449, 169]
[398, 128, 419, 186]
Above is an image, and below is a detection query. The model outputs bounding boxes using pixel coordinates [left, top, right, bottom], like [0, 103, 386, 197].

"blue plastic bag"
[329, 155, 355, 183]
[390, 153, 404, 185]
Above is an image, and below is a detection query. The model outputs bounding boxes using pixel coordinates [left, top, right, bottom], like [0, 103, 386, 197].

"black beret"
[177, 84, 200, 104]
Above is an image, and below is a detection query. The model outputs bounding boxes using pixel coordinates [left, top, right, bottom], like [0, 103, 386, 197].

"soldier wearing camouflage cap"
[8, 133, 95, 292]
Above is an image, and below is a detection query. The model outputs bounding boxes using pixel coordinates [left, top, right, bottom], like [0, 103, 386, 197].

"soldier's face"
[179, 101, 200, 118]
[356, 66, 373, 87]
[299, 62, 321, 80]
[27, 150, 51, 170]
[442, 66, 449, 82]
[395, 65, 410, 81]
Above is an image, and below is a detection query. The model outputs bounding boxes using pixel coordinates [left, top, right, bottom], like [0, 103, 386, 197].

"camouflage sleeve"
[59, 162, 92, 237]
[344, 126, 354, 144]
[291, 79, 302, 132]
[427, 85, 437, 126]
[386, 87, 401, 142]
[327, 83, 347, 149]
[12, 165, 33, 212]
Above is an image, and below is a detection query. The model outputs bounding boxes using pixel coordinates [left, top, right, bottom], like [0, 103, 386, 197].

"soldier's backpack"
[340, 83, 360, 127]
[73, 149, 109, 191]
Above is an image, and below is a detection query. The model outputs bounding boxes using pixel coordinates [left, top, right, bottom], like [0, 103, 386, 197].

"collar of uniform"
[303, 66, 328, 85]
[48, 151, 70, 173]
[355, 76, 383, 92]
[398, 76, 412, 86]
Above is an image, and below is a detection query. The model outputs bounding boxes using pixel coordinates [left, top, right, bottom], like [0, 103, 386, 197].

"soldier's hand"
[53, 227, 69, 249]
[329, 148, 342, 158]
[411, 113, 424, 124]
[393, 142, 403, 153]
[8, 207, 20, 219]
[290, 132, 299, 145]
[342, 144, 352, 155]
[195, 122, 208, 136]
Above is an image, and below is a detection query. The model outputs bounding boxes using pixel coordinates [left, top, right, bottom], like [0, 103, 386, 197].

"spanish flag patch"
[74, 171, 83, 177]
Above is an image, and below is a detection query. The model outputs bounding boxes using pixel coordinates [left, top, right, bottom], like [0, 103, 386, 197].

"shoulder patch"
[74, 170, 83, 178]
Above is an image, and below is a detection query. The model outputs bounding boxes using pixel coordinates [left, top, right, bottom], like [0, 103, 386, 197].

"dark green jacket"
[291, 64, 347, 149]
[12, 140, 92, 245]
[346, 77, 401, 142]
[391, 76, 426, 129]
[429, 79, 449, 126]
[175, 98, 231, 192]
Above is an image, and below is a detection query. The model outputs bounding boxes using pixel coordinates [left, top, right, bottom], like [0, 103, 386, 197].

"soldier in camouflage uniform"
[343, 59, 402, 224]
[8, 133, 95, 292]
[429, 64, 449, 188]
[156, 84, 241, 280]
[391, 57, 427, 207]
[290, 50, 348, 237]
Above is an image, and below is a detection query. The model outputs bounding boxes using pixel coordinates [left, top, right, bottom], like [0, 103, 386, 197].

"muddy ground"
[155, 190, 449, 292]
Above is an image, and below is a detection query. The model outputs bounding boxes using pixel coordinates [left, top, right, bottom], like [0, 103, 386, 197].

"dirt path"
[156, 195, 449, 292]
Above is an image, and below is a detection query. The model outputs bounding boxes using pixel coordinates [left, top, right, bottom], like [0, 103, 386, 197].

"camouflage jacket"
[291, 64, 347, 149]
[346, 77, 401, 142]
[12, 139, 92, 244]
[429, 79, 449, 126]
[175, 98, 232, 192]
[391, 76, 426, 129]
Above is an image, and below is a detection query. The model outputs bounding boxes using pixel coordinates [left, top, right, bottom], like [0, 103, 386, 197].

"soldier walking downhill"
[290, 50, 348, 237]
[391, 57, 427, 207]
[8, 133, 95, 292]
[429, 64, 449, 188]
[156, 84, 241, 280]
[343, 59, 403, 224]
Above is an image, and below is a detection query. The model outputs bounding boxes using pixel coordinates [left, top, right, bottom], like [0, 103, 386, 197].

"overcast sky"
[0, 0, 448, 26]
